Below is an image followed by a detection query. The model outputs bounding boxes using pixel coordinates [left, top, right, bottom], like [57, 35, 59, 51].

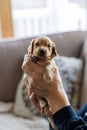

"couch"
[0, 31, 87, 130]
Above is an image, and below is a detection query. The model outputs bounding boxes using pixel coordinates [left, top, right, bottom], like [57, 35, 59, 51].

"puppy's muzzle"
[39, 49, 46, 57]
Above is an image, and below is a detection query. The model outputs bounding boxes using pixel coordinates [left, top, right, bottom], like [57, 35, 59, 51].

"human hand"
[30, 68, 70, 114]
[22, 54, 44, 111]
[22, 54, 43, 76]
[22, 54, 70, 114]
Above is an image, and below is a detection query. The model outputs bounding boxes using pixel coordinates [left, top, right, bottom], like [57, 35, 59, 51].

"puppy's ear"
[28, 39, 35, 54]
[51, 43, 58, 58]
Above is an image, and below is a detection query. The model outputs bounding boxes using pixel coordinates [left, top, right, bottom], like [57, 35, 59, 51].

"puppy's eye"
[48, 44, 51, 48]
[35, 42, 39, 46]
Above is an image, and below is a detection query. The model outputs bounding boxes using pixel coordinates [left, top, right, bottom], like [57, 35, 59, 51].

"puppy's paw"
[43, 71, 52, 83]
[30, 56, 39, 63]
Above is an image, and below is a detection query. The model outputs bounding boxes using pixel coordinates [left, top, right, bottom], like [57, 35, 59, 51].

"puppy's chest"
[37, 59, 56, 71]
[37, 61, 48, 68]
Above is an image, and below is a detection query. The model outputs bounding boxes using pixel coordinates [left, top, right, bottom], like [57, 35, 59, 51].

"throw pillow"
[13, 76, 40, 119]
[55, 56, 83, 109]
[13, 56, 83, 118]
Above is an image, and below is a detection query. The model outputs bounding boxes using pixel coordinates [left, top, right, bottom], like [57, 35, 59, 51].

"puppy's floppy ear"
[51, 43, 58, 58]
[28, 39, 35, 54]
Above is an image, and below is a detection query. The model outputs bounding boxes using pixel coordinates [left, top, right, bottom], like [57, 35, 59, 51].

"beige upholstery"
[0, 31, 87, 107]
[80, 39, 87, 106]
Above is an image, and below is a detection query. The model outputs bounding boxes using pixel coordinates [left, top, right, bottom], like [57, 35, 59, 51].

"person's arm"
[50, 105, 87, 130]
[22, 55, 87, 130]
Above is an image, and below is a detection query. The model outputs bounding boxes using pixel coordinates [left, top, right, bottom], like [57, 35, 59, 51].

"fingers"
[28, 85, 32, 97]
[31, 87, 49, 99]
[26, 61, 43, 75]
[22, 60, 34, 74]
[29, 93, 41, 111]
[23, 74, 29, 85]
[21, 54, 30, 71]
[28, 83, 48, 98]
[22, 54, 43, 75]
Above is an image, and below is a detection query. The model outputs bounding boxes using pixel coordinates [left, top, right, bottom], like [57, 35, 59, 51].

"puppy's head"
[28, 36, 57, 60]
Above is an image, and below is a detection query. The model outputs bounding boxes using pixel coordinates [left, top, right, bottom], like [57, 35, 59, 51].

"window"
[0, 0, 86, 38]
[12, 0, 54, 37]
[11, 0, 86, 38]
[0, 0, 13, 38]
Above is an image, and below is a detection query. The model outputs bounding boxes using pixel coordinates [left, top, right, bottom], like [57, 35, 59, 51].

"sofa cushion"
[80, 39, 87, 106]
[0, 102, 13, 112]
[55, 56, 83, 109]
[13, 76, 40, 118]
[13, 56, 83, 118]
[0, 112, 49, 130]
[0, 38, 31, 101]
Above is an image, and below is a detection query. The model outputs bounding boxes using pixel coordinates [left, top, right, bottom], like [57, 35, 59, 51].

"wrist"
[51, 101, 70, 115]
[47, 88, 70, 114]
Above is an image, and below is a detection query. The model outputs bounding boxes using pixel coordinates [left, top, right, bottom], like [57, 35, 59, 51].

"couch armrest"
[80, 39, 87, 106]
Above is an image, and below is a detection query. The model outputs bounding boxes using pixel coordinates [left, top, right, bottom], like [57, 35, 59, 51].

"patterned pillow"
[13, 56, 83, 118]
[13, 77, 40, 119]
[55, 56, 83, 109]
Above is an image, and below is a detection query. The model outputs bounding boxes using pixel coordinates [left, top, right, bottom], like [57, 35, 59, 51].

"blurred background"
[0, 0, 87, 38]
[0, 1, 87, 129]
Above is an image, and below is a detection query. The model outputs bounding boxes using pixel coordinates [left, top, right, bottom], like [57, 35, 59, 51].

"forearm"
[48, 85, 70, 114]
[50, 105, 87, 130]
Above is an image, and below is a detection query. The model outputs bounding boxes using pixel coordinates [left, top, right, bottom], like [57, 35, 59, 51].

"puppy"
[22, 36, 58, 130]
[28, 36, 57, 82]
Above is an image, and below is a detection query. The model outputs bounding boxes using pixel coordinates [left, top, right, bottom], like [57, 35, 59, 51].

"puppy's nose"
[39, 49, 46, 56]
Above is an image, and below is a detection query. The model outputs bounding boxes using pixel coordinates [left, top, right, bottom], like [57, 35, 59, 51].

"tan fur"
[28, 36, 57, 82]
[23, 36, 58, 130]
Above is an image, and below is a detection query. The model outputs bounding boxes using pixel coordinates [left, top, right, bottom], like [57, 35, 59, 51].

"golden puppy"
[22, 36, 58, 130]
[28, 36, 57, 82]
